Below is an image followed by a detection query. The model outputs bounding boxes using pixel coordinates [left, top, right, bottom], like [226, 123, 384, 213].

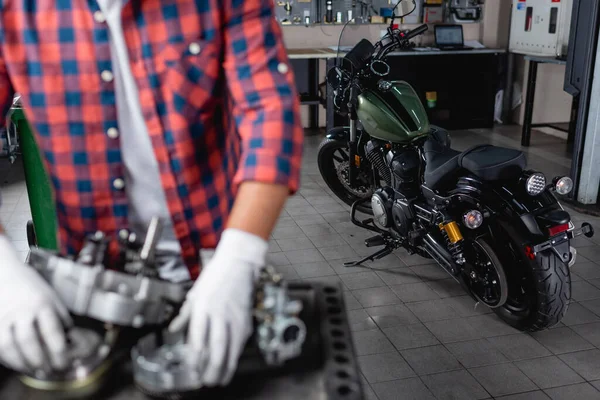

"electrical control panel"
[509, 0, 573, 57]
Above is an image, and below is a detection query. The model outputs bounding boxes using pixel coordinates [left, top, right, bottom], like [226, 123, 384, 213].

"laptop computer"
[434, 25, 473, 51]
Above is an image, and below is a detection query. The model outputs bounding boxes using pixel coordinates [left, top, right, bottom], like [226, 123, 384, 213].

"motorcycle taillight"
[548, 223, 570, 237]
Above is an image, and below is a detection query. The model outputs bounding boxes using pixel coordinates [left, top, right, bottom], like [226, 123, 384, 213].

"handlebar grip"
[400, 24, 428, 42]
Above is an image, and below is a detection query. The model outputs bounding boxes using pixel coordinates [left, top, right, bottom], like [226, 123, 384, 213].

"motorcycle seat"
[458, 144, 527, 181]
[423, 129, 461, 189]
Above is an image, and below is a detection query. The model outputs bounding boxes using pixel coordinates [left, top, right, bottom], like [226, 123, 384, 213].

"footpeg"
[365, 235, 386, 247]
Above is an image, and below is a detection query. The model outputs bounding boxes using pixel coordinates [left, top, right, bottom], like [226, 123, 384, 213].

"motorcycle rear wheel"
[491, 229, 571, 332]
[317, 138, 373, 215]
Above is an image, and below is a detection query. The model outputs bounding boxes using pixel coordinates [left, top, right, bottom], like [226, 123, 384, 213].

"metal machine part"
[27, 218, 190, 327]
[19, 327, 118, 396]
[132, 266, 307, 395]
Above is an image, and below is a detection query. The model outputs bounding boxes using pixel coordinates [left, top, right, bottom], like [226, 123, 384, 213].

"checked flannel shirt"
[0, 0, 304, 278]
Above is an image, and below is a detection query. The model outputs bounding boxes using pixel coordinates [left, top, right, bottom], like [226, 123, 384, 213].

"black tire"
[492, 229, 571, 332]
[317, 138, 373, 215]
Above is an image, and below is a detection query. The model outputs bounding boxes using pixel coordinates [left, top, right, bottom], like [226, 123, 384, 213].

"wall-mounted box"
[509, 0, 573, 57]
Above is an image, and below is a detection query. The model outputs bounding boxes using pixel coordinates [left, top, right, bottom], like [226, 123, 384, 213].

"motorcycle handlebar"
[399, 24, 428, 42]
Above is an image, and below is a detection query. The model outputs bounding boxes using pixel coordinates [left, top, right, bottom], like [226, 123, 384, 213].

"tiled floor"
[2, 125, 600, 399]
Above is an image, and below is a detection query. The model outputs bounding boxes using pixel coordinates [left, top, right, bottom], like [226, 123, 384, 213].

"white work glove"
[169, 228, 267, 386]
[0, 235, 72, 373]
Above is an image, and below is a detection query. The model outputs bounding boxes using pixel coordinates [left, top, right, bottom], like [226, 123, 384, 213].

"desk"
[287, 49, 338, 129]
[325, 48, 506, 132]
[521, 55, 578, 147]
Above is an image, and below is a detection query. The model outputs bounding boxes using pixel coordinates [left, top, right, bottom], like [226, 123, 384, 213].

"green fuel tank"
[356, 81, 430, 143]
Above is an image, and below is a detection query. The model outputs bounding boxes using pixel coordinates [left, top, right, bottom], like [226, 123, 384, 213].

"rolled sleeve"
[223, 0, 304, 194]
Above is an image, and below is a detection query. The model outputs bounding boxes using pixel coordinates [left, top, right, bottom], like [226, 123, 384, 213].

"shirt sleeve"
[223, 0, 304, 194]
[0, 37, 16, 209]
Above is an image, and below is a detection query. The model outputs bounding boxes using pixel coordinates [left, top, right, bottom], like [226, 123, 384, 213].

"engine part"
[391, 199, 413, 237]
[27, 218, 191, 327]
[19, 327, 119, 397]
[132, 266, 306, 396]
[371, 188, 394, 229]
[387, 148, 420, 196]
[365, 140, 391, 185]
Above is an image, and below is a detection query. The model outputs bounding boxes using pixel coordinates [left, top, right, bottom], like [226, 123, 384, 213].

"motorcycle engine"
[368, 143, 420, 237]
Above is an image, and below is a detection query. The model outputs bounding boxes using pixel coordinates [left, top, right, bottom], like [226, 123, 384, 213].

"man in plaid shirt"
[0, 0, 303, 384]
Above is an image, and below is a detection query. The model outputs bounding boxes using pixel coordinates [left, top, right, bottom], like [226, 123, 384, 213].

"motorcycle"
[318, 15, 595, 331]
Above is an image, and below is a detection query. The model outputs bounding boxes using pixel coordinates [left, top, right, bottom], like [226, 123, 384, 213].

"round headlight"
[555, 177, 573, 195]
[463, 210, 483, 229]
[526, 173, 546, 196]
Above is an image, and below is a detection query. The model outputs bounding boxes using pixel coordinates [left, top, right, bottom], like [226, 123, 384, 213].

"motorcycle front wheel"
[317, 138, 373, 215]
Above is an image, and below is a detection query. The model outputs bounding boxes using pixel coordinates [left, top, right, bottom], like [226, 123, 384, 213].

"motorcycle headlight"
[555, 176, 573, 195]
[526, 173, 546, 196]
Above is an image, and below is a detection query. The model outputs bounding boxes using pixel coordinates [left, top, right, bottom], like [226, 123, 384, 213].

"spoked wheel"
[317, 138, 373, 214]
[464, 239, 508, 309]
[488, 225, 571, 332]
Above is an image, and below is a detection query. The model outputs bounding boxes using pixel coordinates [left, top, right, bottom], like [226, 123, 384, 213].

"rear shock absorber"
[439, 220, 466, 266]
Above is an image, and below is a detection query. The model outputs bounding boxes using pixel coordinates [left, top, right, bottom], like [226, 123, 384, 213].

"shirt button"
[188, 42, 202, 55]
[277, 62, 289, 74]
[101, 70, 114, 83]
[106, 127, 119, 139]
[112, 178, 125, 190]
[93, 11, 106, 23]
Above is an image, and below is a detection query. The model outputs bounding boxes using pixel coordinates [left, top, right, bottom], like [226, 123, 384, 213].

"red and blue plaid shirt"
[0, 0, 304, 277]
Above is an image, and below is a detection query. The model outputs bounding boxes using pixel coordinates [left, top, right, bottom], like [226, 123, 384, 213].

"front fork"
[348, 116, 359, 187]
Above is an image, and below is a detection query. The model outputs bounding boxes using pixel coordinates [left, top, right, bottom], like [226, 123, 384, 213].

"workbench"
[323, 48, 506, 132]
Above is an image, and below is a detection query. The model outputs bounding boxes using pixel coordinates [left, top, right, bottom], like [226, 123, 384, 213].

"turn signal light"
[548, 223, 569, 237]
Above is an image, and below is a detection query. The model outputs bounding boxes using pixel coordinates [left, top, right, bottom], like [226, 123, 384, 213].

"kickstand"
[343, 246, 394, 267]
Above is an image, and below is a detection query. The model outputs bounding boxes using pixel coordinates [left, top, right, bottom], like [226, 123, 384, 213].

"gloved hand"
[169, 228, 267, 386]
[0, 235, 72, 372]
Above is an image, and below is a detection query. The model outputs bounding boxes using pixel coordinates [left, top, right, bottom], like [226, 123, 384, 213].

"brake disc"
[335, 161, 372, 198]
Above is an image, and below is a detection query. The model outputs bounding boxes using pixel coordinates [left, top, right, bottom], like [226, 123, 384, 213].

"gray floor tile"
[361, 376, 379, 400]
[320, 211, 351, 224]
[275, 236, 314, 251]
[421, 370, 489, 400]
[308, 233, 347, 248]
[342, 290, 362, 311]
[590, 278, 600, 289]
[352, 329, 396, 356]
[376, 268, 422, 285]
[390, 282, 441, 303]
[383, 323, 440, 351]
[319, 244, 359, 261]
[400, 345, 463, 375]
[268, 240, 281, 253]
[515, 356, 585, 389]
[272, 265, 301, 280]
[366, 304, 420, 328]
[446, 339, 509, 368]
[425, 318, 483, 343]
[291, 213, 327, 227]
[571, 261, 600, 280]
[487, 334, 552, 361]
[274, 216, 297, 228]
[327, 258, 367, 275]
[571, 280, 600, 301]
[410, 264, 450, 281]
[312, 202, 348, 214]
[358, 352, 416, 383]
[446, 295, 493, 317]
[544, 383, 600, 400]
[559, 349, 600, 381]
[593, 380, 600, 391]
[466, 314, 521, 337]
[425, 278, 465, 298]
[285, 204, 319, 217]
[575, 246, 600, 262]
[300, 223, 338, 238]
[531, 326, 595, 354]
[347, 309, 378, 332]
[495, 391, 551, 400]
[267, 252, 290, 266]
[469, 363, 537, 397]
[407, 299, 460, 323]
[561, 302, 600, 326]
[341, 271, 386, 290]
[363, 254, 407, 270]
[352, 287, 402, 308]
[271, 225, 304, 239]
[573, 323, 600, 348]
[284, 248, 325, 264]
[304, 275, 347, 290]
[292, 261, 336, 278]
[372, 377, 436, 400]
[581, 298, 600, 315]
